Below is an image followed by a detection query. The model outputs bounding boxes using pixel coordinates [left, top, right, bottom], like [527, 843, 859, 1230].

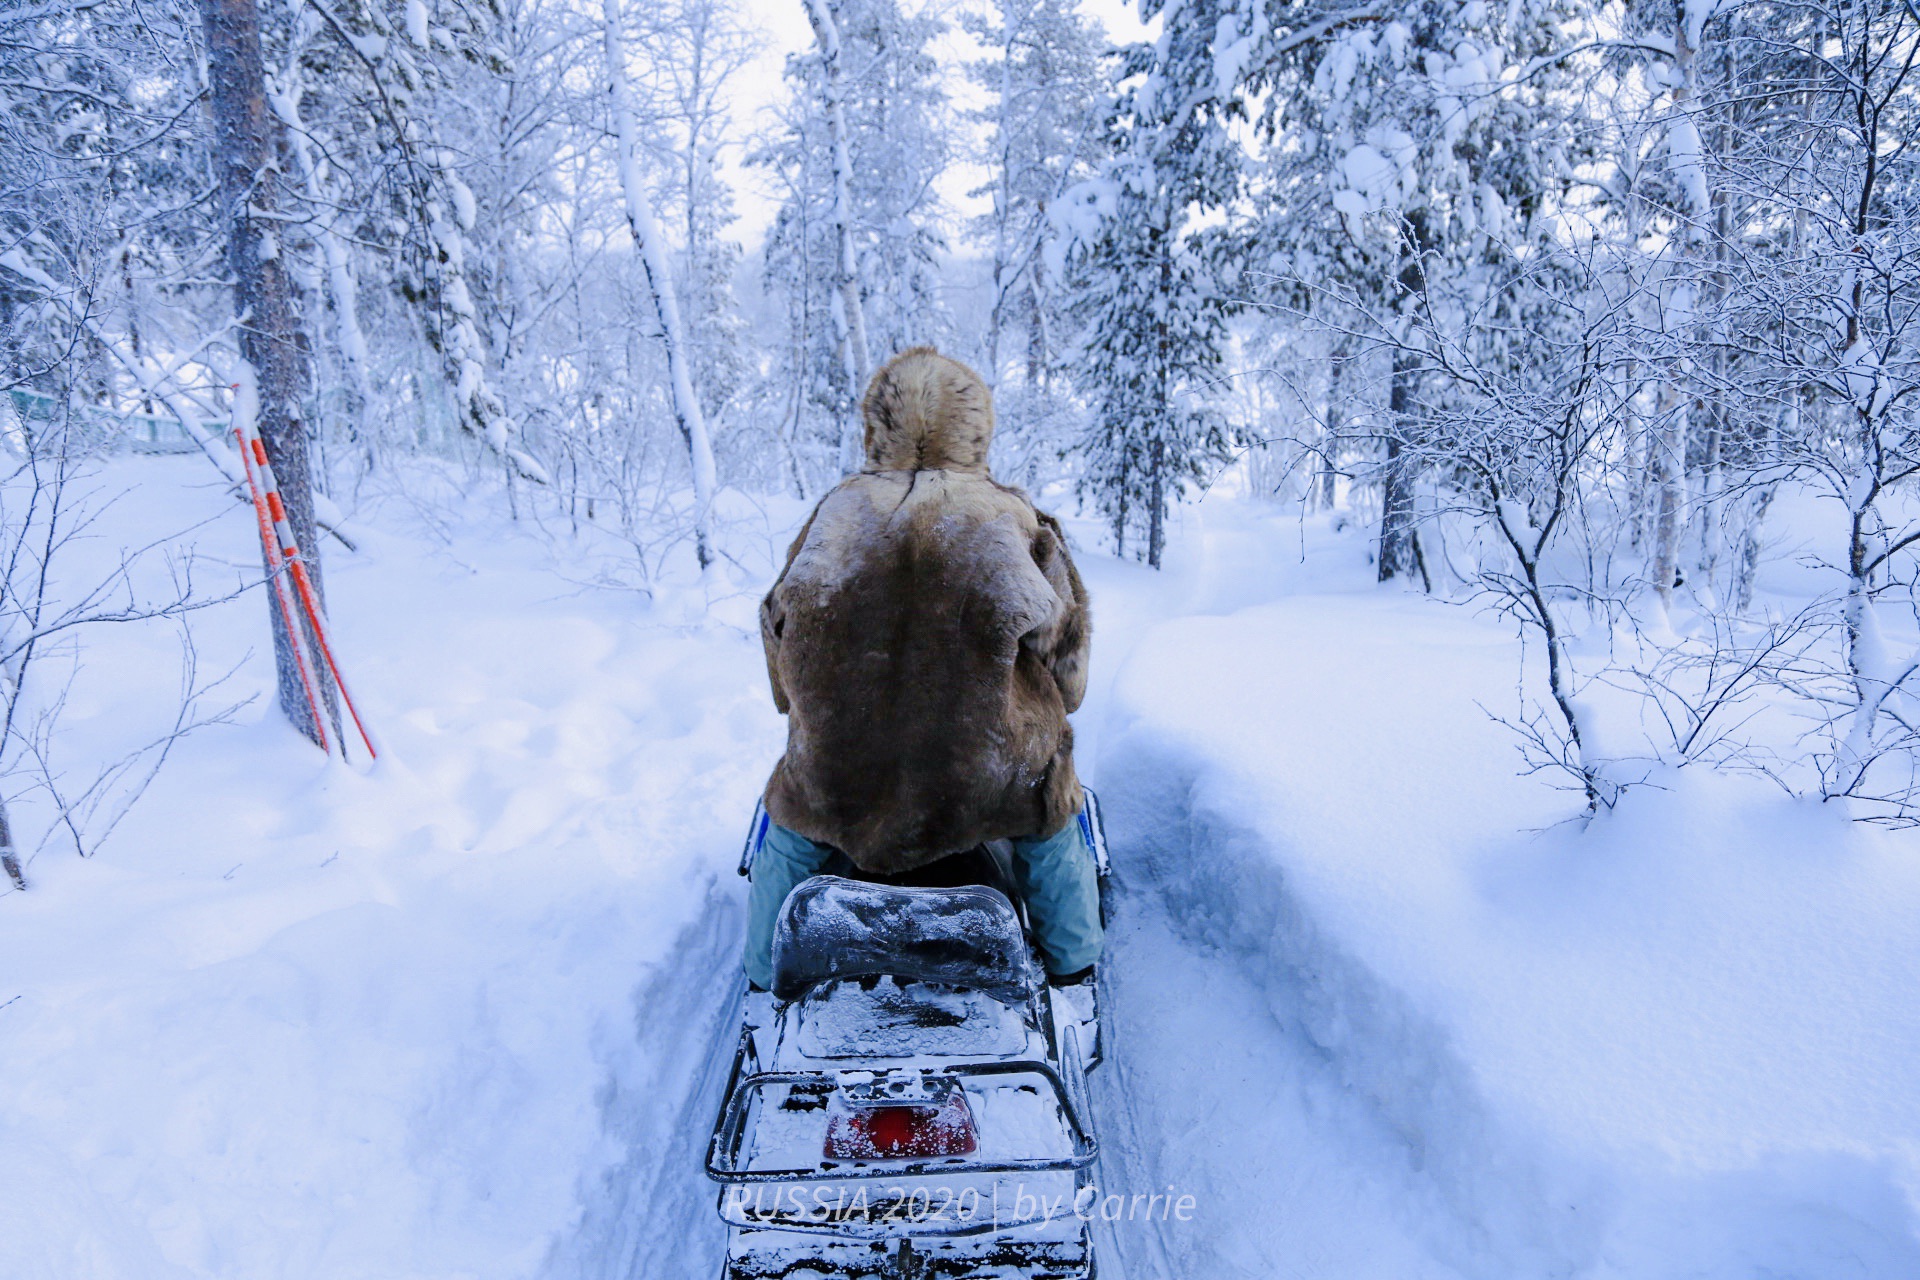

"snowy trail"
[1026, 534, 1474, 1279]
[1088, 862, 1475, 1280]
[626, 533, 1455, 1280]
[545, 879, 743, 1280]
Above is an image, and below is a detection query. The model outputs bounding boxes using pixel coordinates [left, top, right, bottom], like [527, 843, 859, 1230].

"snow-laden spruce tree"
[1060, 3, 1237, 568]
[1192, 0, 1584, 583]
[758, 0, 953, 487]
[964, 0, 1107, 391]
[963, 0, 1109, 491]
[294, 0, 548, 485]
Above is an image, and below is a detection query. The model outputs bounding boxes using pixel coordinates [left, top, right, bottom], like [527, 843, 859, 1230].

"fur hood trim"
[861, 346, 995, 473]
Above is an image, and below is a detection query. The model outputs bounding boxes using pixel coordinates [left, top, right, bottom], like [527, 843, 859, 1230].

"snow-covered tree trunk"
[1025, 267, 1050, 388]
[1317, 337, 1349, 511]
[199, 0, 328, 746]
[1379, 352, 1422, 583]
[1649, 5, 1709, 618]
[1827, 3, 1919, 802]
[1696, 164, 1734, 590]
[604, 0, 717, 571]
[802, 0, 872, 458]
[0, 794, 20, 891]
[1379, 222, 1429, 586]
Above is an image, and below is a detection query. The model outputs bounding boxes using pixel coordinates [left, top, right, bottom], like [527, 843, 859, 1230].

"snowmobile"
[707, 788, 1112, 1280]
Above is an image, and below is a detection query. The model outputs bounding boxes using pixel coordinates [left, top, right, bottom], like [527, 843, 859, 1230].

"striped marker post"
[235, 418, 379, 763]
[235, 422, 333, 754]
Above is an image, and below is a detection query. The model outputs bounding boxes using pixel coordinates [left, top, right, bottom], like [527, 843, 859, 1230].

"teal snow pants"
[742, 816, 1103, 991]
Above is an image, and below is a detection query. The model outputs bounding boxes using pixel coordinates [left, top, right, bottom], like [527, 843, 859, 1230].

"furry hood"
[861, 346, 995, 473]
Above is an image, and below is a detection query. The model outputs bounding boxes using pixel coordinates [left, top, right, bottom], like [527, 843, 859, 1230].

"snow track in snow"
[545, 880, 742, 1280]
[1080, 881, 1183, 1280]
[1067, 533, 1489, 1279]
[1086, 852, 1474, 1280]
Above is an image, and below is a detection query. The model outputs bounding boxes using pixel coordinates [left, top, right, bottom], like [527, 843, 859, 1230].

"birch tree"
[1645, 0, 1715, 618]
[604, 0, 717, 570]
[802, 0, 872, 459]
[759, 0, 952, 486]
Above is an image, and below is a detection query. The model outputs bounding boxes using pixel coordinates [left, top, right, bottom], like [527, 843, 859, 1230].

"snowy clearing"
[4, 472, 1917, 1279]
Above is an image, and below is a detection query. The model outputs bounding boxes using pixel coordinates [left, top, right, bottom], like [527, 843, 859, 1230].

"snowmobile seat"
[770, 874, 1042, 1004]
[814, 842, 1017, 898]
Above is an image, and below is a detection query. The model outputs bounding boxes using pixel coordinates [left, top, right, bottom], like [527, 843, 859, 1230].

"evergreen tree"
[1229, 0, 1586, 581]
[833, 0, 950, 362]
[963, 0, 1108, 490]
[1062, 6, 1239, 567]
[963, 0, 1107, 390]
[758, 0, 952, 487]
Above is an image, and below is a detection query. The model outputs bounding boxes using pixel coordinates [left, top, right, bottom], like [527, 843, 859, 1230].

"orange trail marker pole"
[235, 423, 332, 755]
[239, 427, 379, 763]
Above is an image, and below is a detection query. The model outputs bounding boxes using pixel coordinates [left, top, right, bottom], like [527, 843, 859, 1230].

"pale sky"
[721, 0, 1152, 249]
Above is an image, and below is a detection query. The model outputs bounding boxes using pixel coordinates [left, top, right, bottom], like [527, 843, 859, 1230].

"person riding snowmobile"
[744, 345, 1102, 991]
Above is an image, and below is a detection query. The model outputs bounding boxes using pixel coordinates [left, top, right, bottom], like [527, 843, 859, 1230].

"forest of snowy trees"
[4, 0, 1920, 841]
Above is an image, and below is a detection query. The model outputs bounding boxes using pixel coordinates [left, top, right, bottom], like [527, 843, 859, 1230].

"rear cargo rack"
[707, 1058, 1096, 1184]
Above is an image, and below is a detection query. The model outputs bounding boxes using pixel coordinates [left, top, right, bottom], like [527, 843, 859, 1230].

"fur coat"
[760, 347, 1091, 873]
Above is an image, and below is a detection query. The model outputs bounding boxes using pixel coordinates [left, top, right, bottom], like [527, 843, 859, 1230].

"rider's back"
[760, 348, 1089, 873]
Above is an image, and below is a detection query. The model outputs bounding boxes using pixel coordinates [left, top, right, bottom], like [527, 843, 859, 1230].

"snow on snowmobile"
[707, 787, 1112, 1280]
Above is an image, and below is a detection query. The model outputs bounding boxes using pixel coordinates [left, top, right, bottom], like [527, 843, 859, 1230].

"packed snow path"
[6, 469, 1917, 1279]
[1065, 550, 1477, 1280]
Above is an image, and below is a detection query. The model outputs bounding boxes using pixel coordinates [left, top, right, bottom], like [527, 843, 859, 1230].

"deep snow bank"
[0, 460, 790, 1280]
[1095, 509, 1920, 1277]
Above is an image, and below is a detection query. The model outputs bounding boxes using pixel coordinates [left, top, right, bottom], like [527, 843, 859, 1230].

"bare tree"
[801, 0, 872, 463]
[0, 398, 248, 887]
[603, 0, 718, 571]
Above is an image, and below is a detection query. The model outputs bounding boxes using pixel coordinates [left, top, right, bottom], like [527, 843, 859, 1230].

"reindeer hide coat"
[760, 347, 1091, 873]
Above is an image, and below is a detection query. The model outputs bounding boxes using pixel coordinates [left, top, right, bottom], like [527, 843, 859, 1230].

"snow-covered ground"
[4, 462, 1918, 1278]
[1090, 506, 1920, 1278]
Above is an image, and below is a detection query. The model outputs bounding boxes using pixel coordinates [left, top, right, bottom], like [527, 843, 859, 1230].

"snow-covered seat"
[770, 874, 1041, 1004]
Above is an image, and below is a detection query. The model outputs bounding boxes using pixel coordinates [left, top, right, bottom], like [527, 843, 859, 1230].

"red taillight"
[824, 1091, 978, 1160]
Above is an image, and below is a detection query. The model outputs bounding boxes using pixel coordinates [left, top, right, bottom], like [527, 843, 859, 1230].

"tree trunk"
[1649, 379, 1688, 607]
[0, 797, 23, 890]
[1650, 4, 1706, 618]
[1737, 19, 1823, 611]
[1379, 218, 1428, 584]
[802, 0, 872, 464]
[1025, 270, 1048, 388]
[1697, 45, 1737, 591]
[1147, 437, 1165, 569]
[1146, 227, 1174, 570]
[200, 0, 326, 746]
[605, 0, 716, 570]
[1318, 337, 1347, 511]
[1378, 351, 1420, 582]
